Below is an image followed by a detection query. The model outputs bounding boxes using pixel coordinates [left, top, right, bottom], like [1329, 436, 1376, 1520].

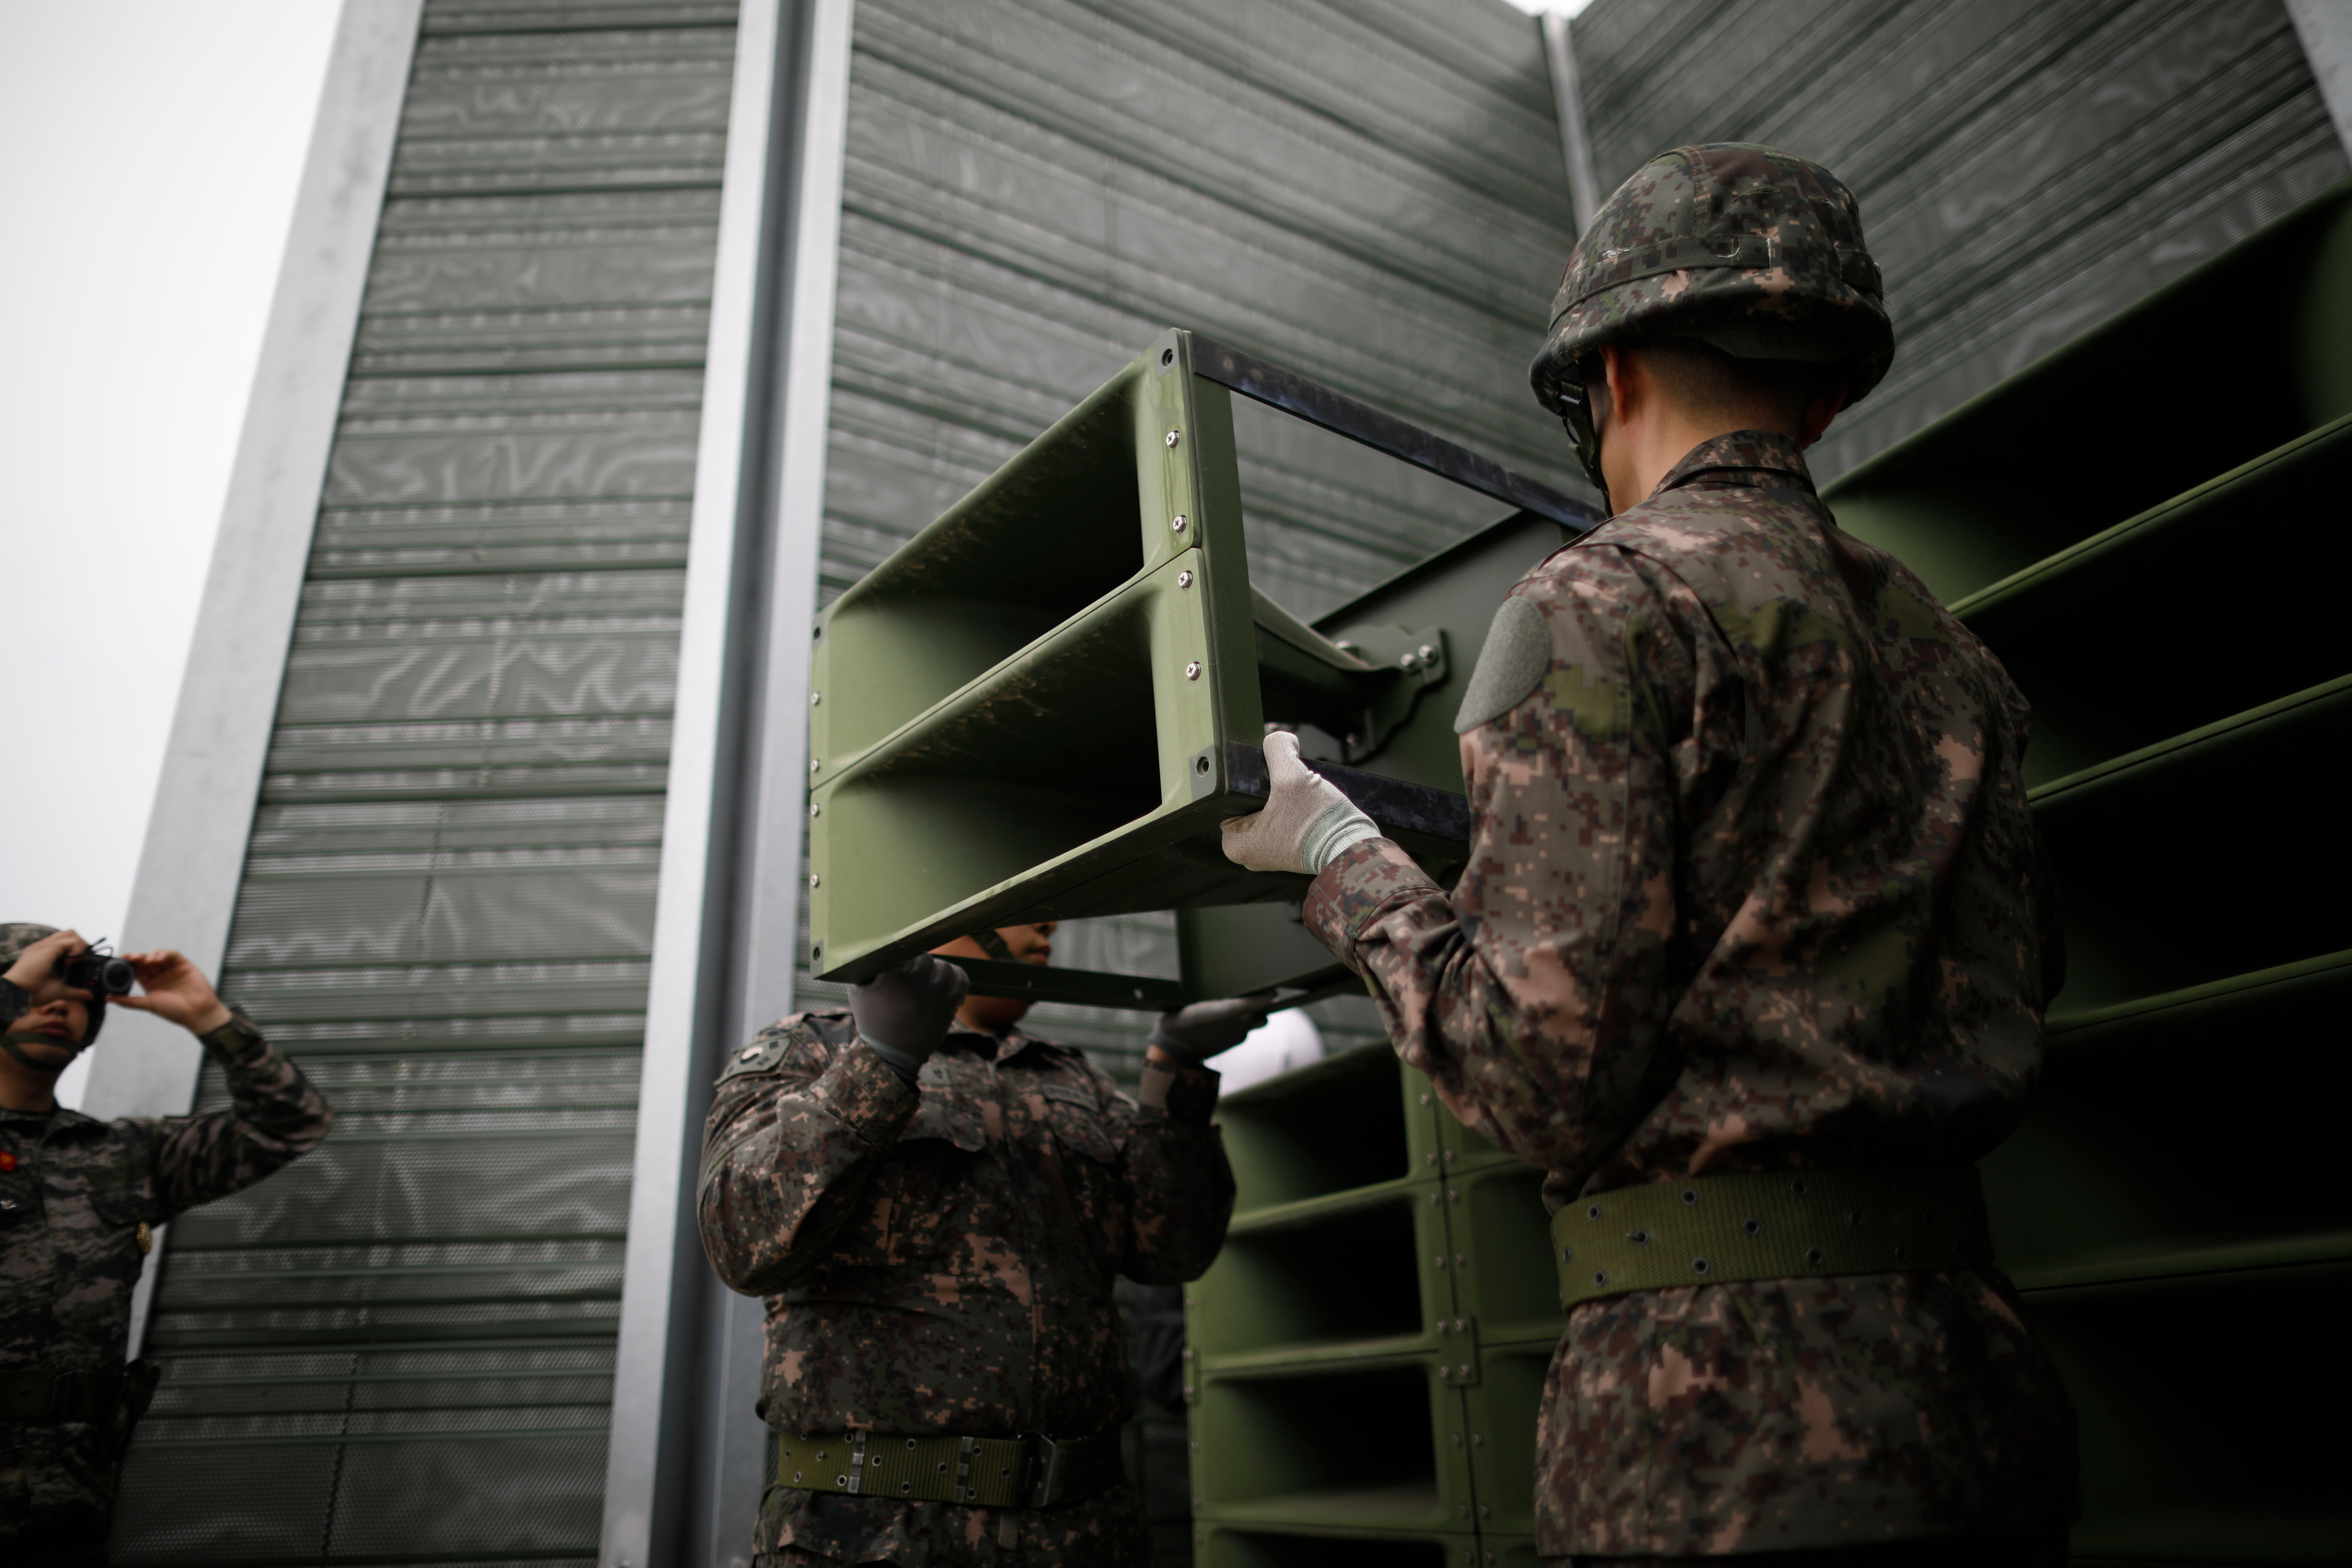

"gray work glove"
[1219, 730, 1380, 875]
[1147, 991, 1279, 1065]
[848, 953, 970, 1082]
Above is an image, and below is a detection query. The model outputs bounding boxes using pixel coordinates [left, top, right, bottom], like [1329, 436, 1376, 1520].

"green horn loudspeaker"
[805, 329, 1596, 1004]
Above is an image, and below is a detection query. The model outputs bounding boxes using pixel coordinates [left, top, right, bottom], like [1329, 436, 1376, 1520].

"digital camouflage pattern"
[699, 1010, 1233, 1566]
[0, 989, 334, 1557]
[1304, 430, 2076, 1557]
[1529, 144, 1897, 417]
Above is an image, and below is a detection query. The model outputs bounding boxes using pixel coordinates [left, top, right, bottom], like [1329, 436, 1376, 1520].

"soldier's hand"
[3, 929, 93, 1005]
[1220, 730, 1380, 875]
[848, 953, 970, 1077]
[1147, 991, 1278, 1065]
[112, 950, 234, 1036]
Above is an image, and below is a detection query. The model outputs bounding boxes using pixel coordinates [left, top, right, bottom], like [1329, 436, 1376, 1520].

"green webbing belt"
[769, 1427, 1122, 1509]
[0, 1365, 128, 1423]
[1554, 1168, 1992, 1311]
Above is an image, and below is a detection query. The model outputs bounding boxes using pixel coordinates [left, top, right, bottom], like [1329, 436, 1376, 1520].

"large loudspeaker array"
[804, 328, 1594, 1005]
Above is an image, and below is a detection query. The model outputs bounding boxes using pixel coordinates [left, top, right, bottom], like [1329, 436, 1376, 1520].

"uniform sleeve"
[1302, 552, 1696, 1183]
[153, 1010, 335, 1218]
[1110, 1062, 1235, 1285]
[696, 1021, 922, 1297]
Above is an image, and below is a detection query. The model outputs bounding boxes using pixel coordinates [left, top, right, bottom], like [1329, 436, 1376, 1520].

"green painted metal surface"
[804, 330, 1570, 989]
[806, 330, 1258, 983]
[1183, 1046, 1552, 1555]
[1175, 510, 1576, 1002]
[1826, 179, 2352, 1563]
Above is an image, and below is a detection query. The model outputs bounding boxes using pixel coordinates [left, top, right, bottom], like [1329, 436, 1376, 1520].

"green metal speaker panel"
[1818, 180, 2352, 1562]
[1184, 1046, 1555, 1558]
[806, 330, 1258, 979]
[1174, 511, 1576, 1001]
[1827, 181, 2352, 614]
[805, 330, 1589, 987]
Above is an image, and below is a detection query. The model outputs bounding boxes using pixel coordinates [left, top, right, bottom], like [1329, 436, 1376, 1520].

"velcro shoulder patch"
[1454, 595, 1552, 733]
[716, 1023, 830, 1085]
[717, 1037, 789, 1083]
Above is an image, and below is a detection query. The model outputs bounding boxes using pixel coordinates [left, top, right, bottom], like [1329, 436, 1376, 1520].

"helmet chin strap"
[1, 1031, 86, 1070]
[970, 927, 1016, 961]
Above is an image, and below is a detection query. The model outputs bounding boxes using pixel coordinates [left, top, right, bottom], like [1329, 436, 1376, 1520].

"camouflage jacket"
[1, 998, 333, 1535]
[698, 1010, 1233, 1565]
[1305, 431, 2075, 1556]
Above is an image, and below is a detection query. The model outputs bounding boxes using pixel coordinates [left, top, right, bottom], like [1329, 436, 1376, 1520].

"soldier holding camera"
[1, 924, 333, 1565]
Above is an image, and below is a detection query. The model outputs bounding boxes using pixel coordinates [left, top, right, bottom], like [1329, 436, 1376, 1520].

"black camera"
[56, 944, 135, 997]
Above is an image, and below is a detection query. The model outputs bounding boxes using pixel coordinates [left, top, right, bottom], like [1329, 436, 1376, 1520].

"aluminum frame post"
[603, 0, 855, 1562]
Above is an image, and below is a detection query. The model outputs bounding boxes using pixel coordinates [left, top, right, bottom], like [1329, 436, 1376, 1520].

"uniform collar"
[1648, 429, 1815, 502]
[0, 1102, 98, 1133]
[944, 1021, 1066, 1067]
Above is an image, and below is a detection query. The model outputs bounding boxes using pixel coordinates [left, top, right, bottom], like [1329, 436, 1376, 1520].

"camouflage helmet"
[0, 924, 59, 971]
[1529, 143, 1895, 419]
[1, 922, 106, 1047]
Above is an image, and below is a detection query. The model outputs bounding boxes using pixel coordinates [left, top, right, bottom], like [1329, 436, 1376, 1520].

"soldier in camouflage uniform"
[1224, 145, 2076, 1563]
[699, 920, 1259, 1566]
[1, 924, 333, 1565]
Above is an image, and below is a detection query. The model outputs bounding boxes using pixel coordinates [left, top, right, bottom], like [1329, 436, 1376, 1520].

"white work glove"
[1147, 991, 1279, 1064]
[848, 953, 970, 1082]
[1219, 730, 1380, 876]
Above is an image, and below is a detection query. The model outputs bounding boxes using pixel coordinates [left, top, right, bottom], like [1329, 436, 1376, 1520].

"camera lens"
[56, 951, 137, 997]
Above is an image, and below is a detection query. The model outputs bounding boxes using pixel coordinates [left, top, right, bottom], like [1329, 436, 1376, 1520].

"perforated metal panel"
[111, 3, 739, 1561]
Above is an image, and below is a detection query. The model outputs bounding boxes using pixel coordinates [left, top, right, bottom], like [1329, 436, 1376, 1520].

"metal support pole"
[602, 1, 789, 1560]
[602, 0, 855, 1561]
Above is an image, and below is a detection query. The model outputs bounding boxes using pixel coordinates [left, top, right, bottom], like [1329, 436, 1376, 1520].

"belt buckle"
[1023, 1433, 1070, 1507]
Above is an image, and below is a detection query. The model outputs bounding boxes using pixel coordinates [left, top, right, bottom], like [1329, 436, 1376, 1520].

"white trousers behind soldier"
[0, 924, 333, 1565]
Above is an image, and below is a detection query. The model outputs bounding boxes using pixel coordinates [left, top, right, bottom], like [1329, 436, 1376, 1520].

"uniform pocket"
[901, 1053, 990, 1153]
[88, 1184, 156, 1266]
[1044, 1096, 1121, 1166]
[0, 1173, 34, 1229]
[89, 1185, 154, 1226]
[875, 1143, 967, 1266]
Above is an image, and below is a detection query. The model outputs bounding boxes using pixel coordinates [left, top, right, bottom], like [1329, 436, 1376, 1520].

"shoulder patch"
[1454, 595, 1552, 733]
[716, 1035, 791, 1085]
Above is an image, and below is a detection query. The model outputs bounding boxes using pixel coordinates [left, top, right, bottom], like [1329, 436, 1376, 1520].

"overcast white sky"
[0, 0, 1569, 1105]
[4, 1, 337, 930]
